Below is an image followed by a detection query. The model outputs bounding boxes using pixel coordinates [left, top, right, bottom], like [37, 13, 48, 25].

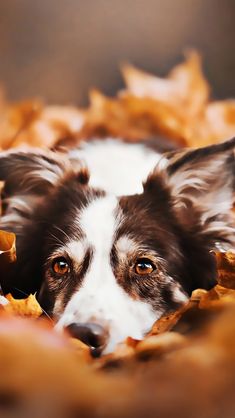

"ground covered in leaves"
[0, 52, 235, 418]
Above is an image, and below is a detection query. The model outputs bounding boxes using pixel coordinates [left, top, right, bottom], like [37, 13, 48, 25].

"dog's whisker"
[52, 225, 71, 242]
[48, 232, 65, 247]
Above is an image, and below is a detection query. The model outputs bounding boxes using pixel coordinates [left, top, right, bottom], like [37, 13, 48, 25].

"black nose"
[66, 322, 109, 356]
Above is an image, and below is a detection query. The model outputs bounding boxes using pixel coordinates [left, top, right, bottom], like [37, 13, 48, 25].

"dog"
[0, 136, 234, 355]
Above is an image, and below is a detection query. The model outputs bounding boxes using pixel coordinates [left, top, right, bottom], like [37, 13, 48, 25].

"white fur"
[171, 284, 188, 304]
[55, 196, 158, 353]
[0, 296, 8, 305]
[69, 139, 163, 195]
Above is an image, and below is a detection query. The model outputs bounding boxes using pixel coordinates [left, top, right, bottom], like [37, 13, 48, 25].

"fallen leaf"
[69, 337, 92, 362]
[79, 89, 187, 144]
[1, 52, 235, 150]
[0, 100, 85, 150]
[199, 285, 235, 309]
[149, 297, 199, 336]
[122, 51, 209, 118]
[215, 251, 235, 289]
[0, 230, 16, 280]
[4, 293, 42, 318]
[135, 332, 187, 360]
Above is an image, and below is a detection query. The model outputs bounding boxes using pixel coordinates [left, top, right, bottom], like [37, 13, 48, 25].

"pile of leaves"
[0, 52, 235, 418]
[1, 51, 235, 150]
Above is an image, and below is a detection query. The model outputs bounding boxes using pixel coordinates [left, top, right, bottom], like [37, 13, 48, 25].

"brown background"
[0, 0, 234, 105]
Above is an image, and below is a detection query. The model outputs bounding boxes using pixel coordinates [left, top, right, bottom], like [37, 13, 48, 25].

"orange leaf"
[0, 230, 16, 274]
[4, 294, 43, 318]
[122, 51, 209, 118]
[215, 251, 235, 289]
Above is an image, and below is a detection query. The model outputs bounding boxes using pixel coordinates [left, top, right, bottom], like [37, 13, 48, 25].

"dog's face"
[0, 139, 234, 354]
[37, 191, 188, 353]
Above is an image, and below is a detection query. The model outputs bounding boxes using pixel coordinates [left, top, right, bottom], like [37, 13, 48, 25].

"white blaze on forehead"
[79, 195, 119, 252]
[69, 139, 164, 195]
[55, 195, 158, 353]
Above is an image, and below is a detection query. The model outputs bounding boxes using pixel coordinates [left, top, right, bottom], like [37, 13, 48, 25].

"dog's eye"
[52, 257, 70, 275]
[134, 258, 155, 275]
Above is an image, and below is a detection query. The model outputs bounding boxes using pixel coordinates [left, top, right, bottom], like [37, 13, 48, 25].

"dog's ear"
[0, 150, 71, 194]
[145, 137, 235, 249]
[0, 149, 89, 297]
[0, 149, 79, 234]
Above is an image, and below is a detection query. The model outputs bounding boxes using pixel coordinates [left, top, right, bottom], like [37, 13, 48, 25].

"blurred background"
[0, 0, 234, 105]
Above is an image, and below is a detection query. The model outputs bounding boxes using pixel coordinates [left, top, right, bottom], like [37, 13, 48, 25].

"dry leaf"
[0, 101, 42, 149]
[215, 250, 235, 289]
[4, 293, 42, 318]
[135, 332, 186, 360]
[69, 337, 92, 363]
[149, 296, 200, 336]
[79, 90, 187, 144]
[122, 51, 209, 118]
[1, 51, 235, 150]
[78, 51, 235, 147]
[0, 100, 85, 150]
[0, 230, 16, 277]
[199, 285, 235, 309]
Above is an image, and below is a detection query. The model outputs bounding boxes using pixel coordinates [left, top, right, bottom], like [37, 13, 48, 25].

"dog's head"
[0, 139, 234, 354]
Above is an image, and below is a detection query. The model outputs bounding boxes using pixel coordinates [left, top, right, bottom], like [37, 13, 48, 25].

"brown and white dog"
[0, 137, 234, 355]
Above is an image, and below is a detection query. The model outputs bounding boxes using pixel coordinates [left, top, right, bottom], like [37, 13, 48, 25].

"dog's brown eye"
[52, 257, 70, 275]
[134, 258, 155, 275]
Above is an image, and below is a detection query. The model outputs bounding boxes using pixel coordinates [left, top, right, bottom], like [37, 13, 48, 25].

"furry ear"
[0, 149, 90, 298]
[0, 149, 70, 194]
[145, 137, 235, 249]
[0, 149, 79, 234]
